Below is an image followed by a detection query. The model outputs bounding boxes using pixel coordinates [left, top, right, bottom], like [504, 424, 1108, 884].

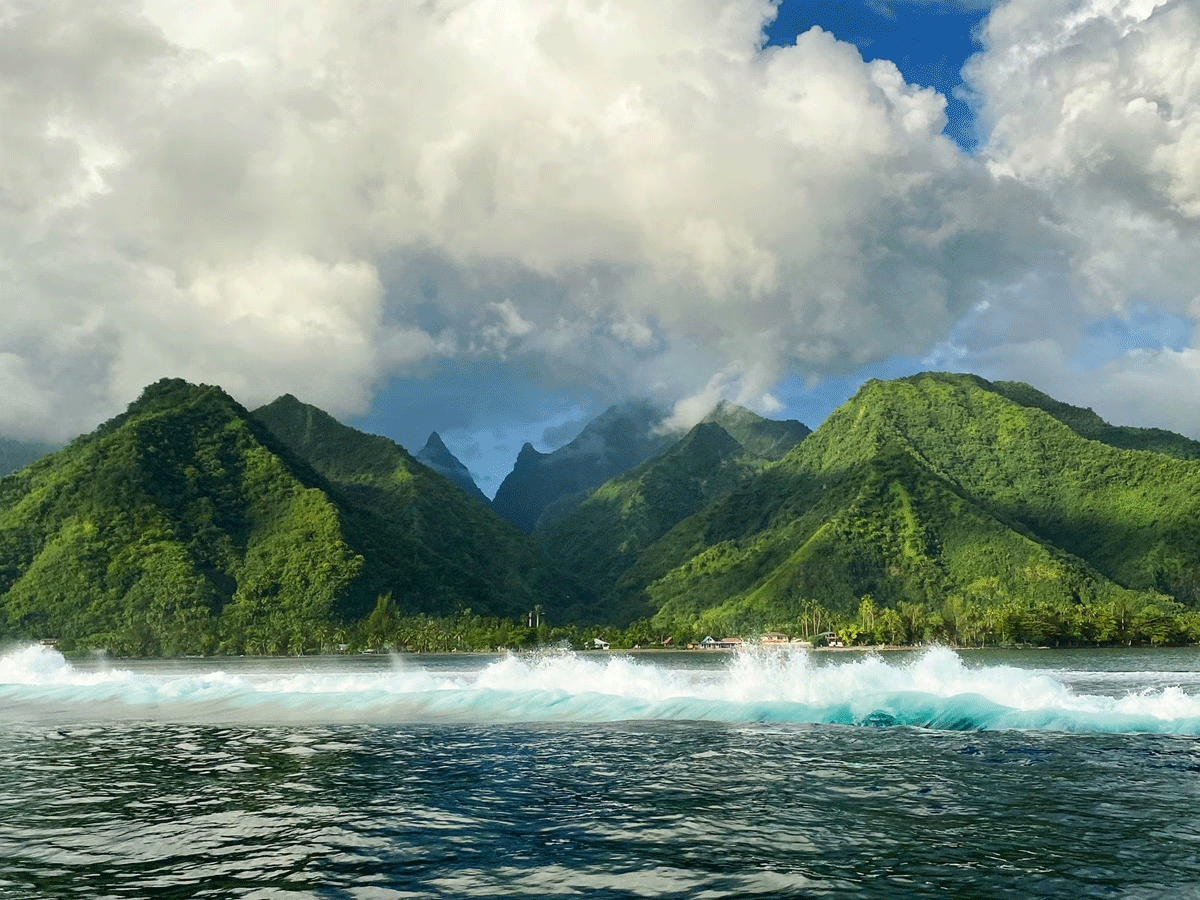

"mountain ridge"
[607, 372, 1198, 636]
[251, 393, 588, 620]
[415, 432, 490, 504]
[491, 400, 674, 533]
[0, 380, 585, 654]
[533, 401, 812, 622]
[2, 371, 1198, 652]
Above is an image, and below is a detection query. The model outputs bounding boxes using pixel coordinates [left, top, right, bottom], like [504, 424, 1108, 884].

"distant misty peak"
[491, 396, 809, 533]
[416, 431, 453, 464]
[492, 400, 673, 533]
[0, 436, 60, 477]
[552, 399, 668, 461]
[416, 431, 490, 504]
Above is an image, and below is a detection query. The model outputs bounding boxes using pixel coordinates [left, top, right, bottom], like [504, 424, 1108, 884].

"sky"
[2, 0, 1199, 496]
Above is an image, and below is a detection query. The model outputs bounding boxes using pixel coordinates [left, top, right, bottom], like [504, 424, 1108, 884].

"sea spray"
[3, 643, 1200, 732]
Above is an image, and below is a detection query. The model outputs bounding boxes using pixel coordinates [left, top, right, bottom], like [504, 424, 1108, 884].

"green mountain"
[534, 403, 809, 622]
[701, 400, 810, 460]
[986, 380, 1200, 459]
[5, 371, 1196, 652]
[0, 380, 363, 654]
[611, 373, 1199, 637]
[0, 380, 576, 655]
[492, 400, 674, 533]
[535, 422, 761, 622]
[415, 432, 490, 504]
[493, 399, 810, 535]
[249, 394, 583, 619]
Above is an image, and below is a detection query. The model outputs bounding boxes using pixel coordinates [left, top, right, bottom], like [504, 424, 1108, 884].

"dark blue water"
[3, 645, 1200, 898]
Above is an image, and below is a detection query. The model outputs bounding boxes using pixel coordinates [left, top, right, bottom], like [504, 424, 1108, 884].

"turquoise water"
[2, 645, 1199, 897]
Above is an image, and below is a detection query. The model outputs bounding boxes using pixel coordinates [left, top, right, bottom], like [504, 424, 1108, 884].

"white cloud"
[1088, 347, 1200, 433]
[970, 0, 1200, 307]
[941, 0, 1200, 434]
[609, 316, 656, 350]
[1, 0, 1197, 444]
[119, 253, 389, 416]
[661, 363, 785, 432]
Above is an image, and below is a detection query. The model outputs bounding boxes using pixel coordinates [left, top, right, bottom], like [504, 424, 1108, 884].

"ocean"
[2, 644, 1199, 899]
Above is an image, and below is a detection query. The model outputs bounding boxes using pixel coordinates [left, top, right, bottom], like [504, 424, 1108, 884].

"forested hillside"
[0, 380, 364, 654]
[536, 402, 809, 622]
[491, 401, 674, 532]
[0, 381, 578, 654]
[2, 372, 1198, 654]
[251, 394, 583, 620]
[610, 373, 1200, 644]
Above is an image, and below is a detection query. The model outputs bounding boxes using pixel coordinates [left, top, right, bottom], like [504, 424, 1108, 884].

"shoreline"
[40, 641, 1195, 662]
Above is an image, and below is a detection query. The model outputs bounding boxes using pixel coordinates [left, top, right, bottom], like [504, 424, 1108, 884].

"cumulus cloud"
[1, 0, 1197, 444]
[0, 0, 1045, 441]
[950, 0, 1200, 432]
[970, 0, 1200, 304]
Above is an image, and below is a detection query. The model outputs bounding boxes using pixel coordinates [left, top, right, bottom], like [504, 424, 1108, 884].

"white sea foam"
[3, 643, 1200, 733]
[0, 643, 136, 686]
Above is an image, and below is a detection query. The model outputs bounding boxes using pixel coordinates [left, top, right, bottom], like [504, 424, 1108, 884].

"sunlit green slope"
[0, 380, 578, 654]
[0, 380, 366, 654]
[612, 373, 1197, 630]
[535, 422, 761, 621]
[534, 403, 810, 622]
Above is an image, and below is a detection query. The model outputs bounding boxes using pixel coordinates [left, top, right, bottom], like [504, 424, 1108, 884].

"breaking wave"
[3, 643, 1200, 733]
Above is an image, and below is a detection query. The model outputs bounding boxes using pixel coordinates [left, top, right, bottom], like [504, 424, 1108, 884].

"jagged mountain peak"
[422, 431, 449, 452]
[415, 432, 490, 504]
[553, 401, 668, 460]
[492, 397, 811, 533]
[492, 402, 673, 533]
[516, 441, 545, 462]
[701, 401, 810, 461]
[671, 420, 743, 457]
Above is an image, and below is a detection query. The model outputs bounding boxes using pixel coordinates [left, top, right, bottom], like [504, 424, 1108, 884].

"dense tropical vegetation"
[605, 373, 1200, 645]
[536, 421, 778, 623]
[0, 380, 583, 655]
[260, 591, 1200, 654]
[2, 372, 1199, 656]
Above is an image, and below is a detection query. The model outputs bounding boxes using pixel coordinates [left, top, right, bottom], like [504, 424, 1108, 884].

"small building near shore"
[760, 632, 788, 645]
[691, 635, 746, 650]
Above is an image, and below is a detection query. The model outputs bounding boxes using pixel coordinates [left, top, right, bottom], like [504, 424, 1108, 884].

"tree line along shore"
[36, 591, 1197, 657]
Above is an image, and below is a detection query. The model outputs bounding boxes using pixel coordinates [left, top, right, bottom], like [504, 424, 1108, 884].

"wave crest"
[2, 644, 1199, 733]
